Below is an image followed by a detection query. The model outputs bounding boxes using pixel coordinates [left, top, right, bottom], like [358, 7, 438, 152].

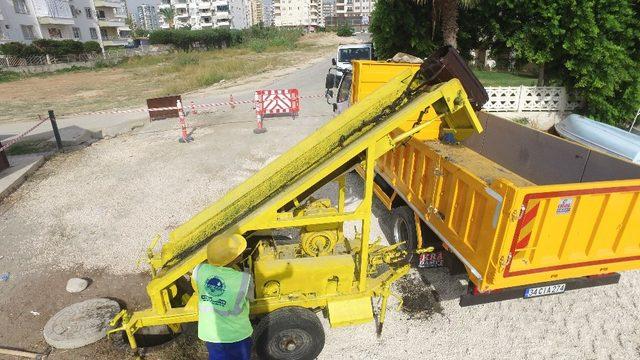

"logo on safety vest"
[205, 276, 226, 297]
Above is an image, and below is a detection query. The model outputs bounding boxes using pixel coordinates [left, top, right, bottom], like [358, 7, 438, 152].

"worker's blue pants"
[205, 337, 252, 360]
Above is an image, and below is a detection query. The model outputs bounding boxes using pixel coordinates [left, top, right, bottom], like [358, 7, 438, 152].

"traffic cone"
[177, 100, 194, 143]
[229, 94, 236, 109]
[253, 114, 266, 134]
[190, 100, 197, 115]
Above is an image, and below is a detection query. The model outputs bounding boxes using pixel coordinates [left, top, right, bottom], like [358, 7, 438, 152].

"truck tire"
[253, 307, 325, 360]
[391, 206, 418, 263]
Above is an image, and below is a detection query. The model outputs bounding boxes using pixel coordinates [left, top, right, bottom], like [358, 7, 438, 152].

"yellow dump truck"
[326, 53, 640, 306]
[110, 47, 486, 359]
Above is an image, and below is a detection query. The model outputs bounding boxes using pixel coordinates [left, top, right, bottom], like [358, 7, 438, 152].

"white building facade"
[135, 4, 159, 30]
[335, 0, 374, 19]
[158, 0, 233, 30]
[273, 0, 321, 27]
[228, 0, 250, 29]
[0, 0, 131, 47]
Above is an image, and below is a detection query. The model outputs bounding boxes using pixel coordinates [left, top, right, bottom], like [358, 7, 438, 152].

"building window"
[13, 0, 29, 14]
[72, 27, 81, 39]
[48, 28, 63, 38]
[21, 25, 35, 40]
[70, 5, 77, 18]
[90, 27, 98, 39]
[85, 7, 92, 19]
[97, 9, 106, 20]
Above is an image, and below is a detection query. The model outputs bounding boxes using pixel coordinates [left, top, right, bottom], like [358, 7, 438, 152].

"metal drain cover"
[44, 298, 120, 349]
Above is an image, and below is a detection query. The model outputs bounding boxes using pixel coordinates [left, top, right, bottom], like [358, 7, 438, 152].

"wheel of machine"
[254, 307, 325, 360]
[391, 206, 418, 263]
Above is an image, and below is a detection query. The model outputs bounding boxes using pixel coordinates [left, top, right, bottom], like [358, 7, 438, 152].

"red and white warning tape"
[59, 93, 326, 119]
[0, 116, 50, 152]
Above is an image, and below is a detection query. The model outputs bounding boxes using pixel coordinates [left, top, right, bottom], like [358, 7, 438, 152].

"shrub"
[83, 41, 102, 53]
[0, 42, 34, 56]
[336, 25, 354, 37]
[149, 27, 302, 52]
[59, 40, 85, 55]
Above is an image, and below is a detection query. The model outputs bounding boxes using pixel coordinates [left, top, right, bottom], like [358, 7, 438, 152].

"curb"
[0, 155, 45, 202]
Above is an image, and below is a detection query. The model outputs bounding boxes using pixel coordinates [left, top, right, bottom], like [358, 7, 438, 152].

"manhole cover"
[44, 298, 120, 349]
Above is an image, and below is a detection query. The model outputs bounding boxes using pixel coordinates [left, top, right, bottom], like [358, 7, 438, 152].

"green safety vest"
[194, 263, 253, 343]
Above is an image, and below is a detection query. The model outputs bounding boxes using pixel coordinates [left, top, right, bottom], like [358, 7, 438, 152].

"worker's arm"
[244, 269, 254, 301]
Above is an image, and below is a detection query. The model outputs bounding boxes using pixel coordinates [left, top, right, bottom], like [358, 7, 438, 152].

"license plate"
[524, 283, 566, 298]
[418, 251, 444, 268]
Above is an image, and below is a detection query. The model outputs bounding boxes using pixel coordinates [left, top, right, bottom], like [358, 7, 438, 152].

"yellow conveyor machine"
[109, 65, 483, 358]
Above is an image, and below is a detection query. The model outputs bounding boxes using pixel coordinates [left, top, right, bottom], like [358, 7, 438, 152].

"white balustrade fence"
[482, 86, 584, 112]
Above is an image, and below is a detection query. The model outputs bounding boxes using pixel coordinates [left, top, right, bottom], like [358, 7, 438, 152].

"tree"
[370, 0, 440, 59]
[159, 8, 175, 29]
[494, 0, 640, 125]
[411, 0, 478, 48]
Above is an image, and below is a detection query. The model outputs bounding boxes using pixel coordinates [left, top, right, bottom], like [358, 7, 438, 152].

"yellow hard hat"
[207, 234, 247, 266]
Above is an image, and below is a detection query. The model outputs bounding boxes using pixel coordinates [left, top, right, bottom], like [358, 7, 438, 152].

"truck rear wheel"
[253, 307, 325, 360]
[391, 206, 418, 263]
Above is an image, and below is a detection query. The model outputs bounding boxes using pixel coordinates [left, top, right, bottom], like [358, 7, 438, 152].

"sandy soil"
[0, 32, 352, 124]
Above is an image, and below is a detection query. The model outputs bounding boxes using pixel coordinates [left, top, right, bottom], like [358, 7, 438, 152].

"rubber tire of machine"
[253, 307, 325, 360]
[390, 206, 418, 264]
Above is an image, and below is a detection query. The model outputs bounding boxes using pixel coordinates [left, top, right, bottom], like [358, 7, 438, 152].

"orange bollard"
[177, 100, 193, 143]
[253, 114, 266, 134]
[190, 100, 198, 115]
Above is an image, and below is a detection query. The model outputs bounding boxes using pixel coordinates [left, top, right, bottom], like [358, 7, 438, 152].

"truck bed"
[375, 113, 640, 292]
[425, 141, 535, 187]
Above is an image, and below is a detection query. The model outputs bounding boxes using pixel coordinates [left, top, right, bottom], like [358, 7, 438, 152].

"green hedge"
[149, 28, 243, 51]
[148, 26, 303, 52]
[0, 39, 102, 57]
[336, 25, 355, 37]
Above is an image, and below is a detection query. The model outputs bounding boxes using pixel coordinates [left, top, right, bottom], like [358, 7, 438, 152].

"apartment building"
[249, 0, 262, 25]
[158, 0, 233, 29]
[228, 0, 250, 29]
[335, 0, 374, 18]
[272, 0, 321, 27]
[321, 0, 334, 20]
[135, 4, 159, 30]
[0, 0, 131, 47]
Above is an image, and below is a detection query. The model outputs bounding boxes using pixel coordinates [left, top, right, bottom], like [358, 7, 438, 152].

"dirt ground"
[1, 42, 639, 359]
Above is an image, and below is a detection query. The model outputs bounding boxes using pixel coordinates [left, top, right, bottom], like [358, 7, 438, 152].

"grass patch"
[474, 70, 537, 87]
[0, 71, 24, 83]
[5, 139, 55, 155]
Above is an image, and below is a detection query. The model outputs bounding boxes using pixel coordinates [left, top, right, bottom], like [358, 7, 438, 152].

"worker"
[192, 234, 253, 360]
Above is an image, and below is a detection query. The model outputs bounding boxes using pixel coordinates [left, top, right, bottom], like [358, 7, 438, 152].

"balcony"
[201, 22, 213, 27]
[98, 17, 126, 27]
[94, 0, 121, 7]
[215, 11, 230, 19]
[102, 36, 129, 46]
[175, 11, 189, 18]
[174, 2, 188, 8]
[38, 16, 75, 25]
[199, 11, 212, 16]
[198, 2, 210, 9]
[159, 3, 170, 9]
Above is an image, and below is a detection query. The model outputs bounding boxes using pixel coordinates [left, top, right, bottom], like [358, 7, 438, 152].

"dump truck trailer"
[330, 57, 640, 306]
[110, 48, 486, 359]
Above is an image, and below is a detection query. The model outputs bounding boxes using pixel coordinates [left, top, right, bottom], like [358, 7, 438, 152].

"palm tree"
[414, 0, 478, 49]
[159, 7, 176, 29]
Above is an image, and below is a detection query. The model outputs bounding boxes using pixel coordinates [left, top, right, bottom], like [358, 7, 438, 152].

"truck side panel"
[503, 182, 640, 279]
[377, 137, 507, 282]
